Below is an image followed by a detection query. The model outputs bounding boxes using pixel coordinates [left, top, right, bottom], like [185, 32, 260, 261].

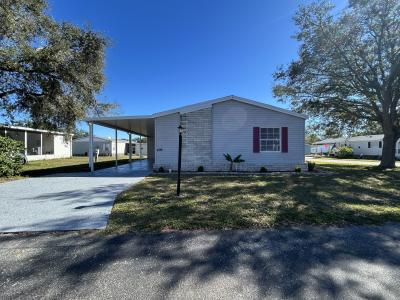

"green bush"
[158, 166, 165, 173]
[197, 166, 204, 172]
[336, 146, 353, 159]
[294, 166, 302, 173]
[0, 136, 24, 177]
[260, 166, 268, 173]
[307, 161, 316, 172]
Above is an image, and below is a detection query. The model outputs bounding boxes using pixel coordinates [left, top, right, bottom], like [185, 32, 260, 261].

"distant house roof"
[348, 134, 384, 142]
[73, 136, 110, 142]
[73, 136, 130, 143]
[0, 124, 71, 136]
[313, 137, 347, 145]
[313, 134, 385, 145]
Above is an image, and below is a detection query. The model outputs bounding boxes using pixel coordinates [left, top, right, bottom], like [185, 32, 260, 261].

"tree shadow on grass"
[109, 169, 400, 232]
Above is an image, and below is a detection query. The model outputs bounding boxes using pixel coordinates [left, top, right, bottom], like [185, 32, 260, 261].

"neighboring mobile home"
[312, 134, 400, 158]
[86, 95, 307, 171]
[348, 135, 400, 158]
[73, 136, 147, 157]
[311, 137, 347, 154]
[0, 125, 72, 161]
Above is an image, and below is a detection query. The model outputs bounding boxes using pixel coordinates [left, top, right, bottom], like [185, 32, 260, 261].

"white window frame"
[260, 127, 281, 152]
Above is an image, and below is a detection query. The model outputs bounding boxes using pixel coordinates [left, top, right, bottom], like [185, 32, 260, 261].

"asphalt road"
[0, 161, 150, 232]
[1, 224, 400, 299]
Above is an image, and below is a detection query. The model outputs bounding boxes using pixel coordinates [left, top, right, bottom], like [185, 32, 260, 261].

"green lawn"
[0, 156, 142, 182]
[107, 163, 400, 233]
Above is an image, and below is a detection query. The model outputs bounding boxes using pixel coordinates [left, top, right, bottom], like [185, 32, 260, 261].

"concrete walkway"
[0, 160, 150, 232]
[0, 224, 399, 299]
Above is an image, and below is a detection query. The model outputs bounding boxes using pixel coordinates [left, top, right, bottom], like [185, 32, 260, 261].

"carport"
[85, 115, 155, 172]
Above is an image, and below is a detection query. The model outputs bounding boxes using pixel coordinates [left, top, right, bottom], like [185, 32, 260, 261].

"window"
[379, 141, 382, 148]
[368, 141, 371, 148]
[260, 128, 280, 152]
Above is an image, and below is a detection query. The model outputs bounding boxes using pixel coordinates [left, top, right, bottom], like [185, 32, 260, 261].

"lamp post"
[177, 125, 183, 196]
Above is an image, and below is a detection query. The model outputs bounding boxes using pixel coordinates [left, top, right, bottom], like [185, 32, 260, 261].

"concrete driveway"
[1, 224, 399, 299]
[0, 160, 150, 232]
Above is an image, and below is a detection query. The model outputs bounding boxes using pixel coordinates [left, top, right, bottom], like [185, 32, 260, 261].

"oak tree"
[274, 0, 400, 168]
[0, 0, 113, 132]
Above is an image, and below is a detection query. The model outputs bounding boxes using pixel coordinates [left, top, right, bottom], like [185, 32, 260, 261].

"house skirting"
[153, 162, 307, 172]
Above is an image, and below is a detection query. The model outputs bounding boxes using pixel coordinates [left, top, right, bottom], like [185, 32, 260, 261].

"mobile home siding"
[349, 140, 384, 156]
[212, 100, 305, 171]
[154, 113, 180, 170]
[54, 135, 73, 158]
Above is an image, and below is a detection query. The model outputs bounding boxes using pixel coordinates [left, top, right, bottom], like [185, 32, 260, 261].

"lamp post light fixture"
[177, 124, 184, 196]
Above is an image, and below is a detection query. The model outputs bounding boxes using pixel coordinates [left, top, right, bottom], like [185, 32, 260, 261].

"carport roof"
[85, 115, 154, 137]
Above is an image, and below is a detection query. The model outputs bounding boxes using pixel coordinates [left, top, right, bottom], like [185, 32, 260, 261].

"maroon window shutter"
[253, 127, 260, 153]
[282, 127, 288, 153]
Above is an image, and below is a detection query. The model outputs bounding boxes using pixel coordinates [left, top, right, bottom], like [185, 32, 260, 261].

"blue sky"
[49, 0, 346, 139]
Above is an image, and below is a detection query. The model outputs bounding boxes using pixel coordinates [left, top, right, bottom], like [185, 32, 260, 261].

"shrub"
[0, 136, 24, 177]
[158, 166, 165, 173]
[336, 146, 353, 159]
[307, 161, 316, 172]
[294, 166, 302, 173]
[223, 153, 245, 172]
[260, 166, 268, 173]
[197, 166, 204, 172]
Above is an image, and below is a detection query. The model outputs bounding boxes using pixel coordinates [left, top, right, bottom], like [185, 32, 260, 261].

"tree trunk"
[379, 128, 398, 169]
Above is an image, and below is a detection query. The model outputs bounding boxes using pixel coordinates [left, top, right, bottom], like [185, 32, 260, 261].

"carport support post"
[24, 130, 27, 156]
[88, 122, 94, 172]
[139, 135, 142, 158]
[128, 133, 132, 163]
[115, 129, 118, 168]
[39, 133, 43, 155]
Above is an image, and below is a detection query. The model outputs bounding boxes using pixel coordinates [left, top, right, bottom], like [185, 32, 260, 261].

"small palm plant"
[224, 153, 245, 172]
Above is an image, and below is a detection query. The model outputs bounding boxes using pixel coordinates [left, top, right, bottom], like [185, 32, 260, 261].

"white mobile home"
[312, 134, 400, 158]
[86, 95, 307, 171]
[348, 135, 400, 158]
[0, 125, 72, 161]
[73, 136, 126, 156]
[73, 136, 147, 157]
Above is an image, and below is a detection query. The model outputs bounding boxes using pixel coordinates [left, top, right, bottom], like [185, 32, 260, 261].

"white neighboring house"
[72, 136, 147, 157]
[311, 137, 347, 154]
[348, 135, 400, 158]
[312, 134, 400, 158]
[0, 125, 72, 161]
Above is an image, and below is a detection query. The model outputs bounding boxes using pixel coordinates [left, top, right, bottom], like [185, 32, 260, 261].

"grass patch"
[107, 163, 400, 233]
[0, 156, 143, 182]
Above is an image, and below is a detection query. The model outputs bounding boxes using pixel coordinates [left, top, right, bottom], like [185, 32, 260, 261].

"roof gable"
[313, 137, 347, 145]
[152, 95, 307, 119]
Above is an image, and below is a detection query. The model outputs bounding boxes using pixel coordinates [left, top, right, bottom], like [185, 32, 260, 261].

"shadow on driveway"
[1, 224, 400, 299]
